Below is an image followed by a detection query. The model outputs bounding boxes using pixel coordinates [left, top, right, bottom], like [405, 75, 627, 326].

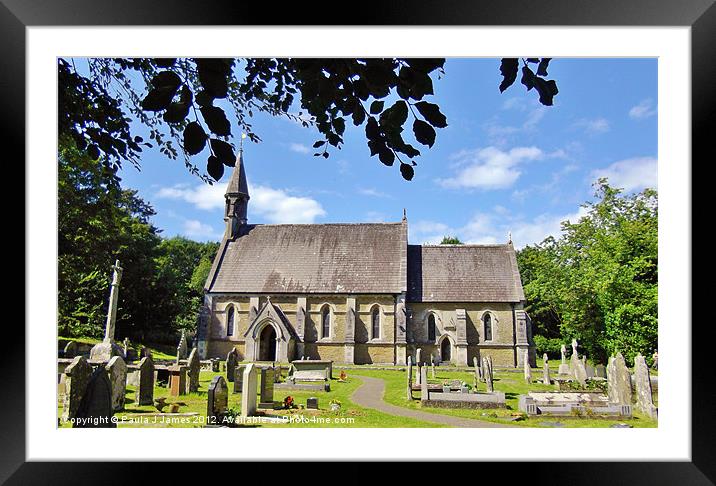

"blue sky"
[111, 58, 657, 248]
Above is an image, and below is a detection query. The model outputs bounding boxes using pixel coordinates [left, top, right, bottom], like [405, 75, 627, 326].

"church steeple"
[224, 139, 250, 238]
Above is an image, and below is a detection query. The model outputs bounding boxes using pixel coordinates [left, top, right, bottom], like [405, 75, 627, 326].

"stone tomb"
[73, 367, 116, 428]
[259, 368, 275, 408]
[207, 375, 229, 424]
[287, 360, 332, 383]
[105, 356, 127, 412]
[518, 391, 632, 418]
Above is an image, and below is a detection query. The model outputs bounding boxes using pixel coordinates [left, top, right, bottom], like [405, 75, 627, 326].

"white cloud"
[182, 220, 222, 240]
[156, 182, 326, 224]
[409, 207, 590, 249]
[591, 157, 657, 192]
[437, 146, 543, 190]
[629, 99, 657, 119]
[156, 183, 227, 210]
[250, 185, 326, 224]
[289, 143, 311, 154]
[357, 187, 391, 198]
[574, 117, 610, 134]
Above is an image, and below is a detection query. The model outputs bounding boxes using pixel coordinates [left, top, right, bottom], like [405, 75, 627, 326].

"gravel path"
[350, 376, 513, 428]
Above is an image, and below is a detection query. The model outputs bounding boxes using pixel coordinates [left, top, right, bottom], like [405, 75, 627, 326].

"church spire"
[224, 135, 250, 238]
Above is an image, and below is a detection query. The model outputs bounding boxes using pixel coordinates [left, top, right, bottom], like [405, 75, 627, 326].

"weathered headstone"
[226, 348, 238, 383]
[241, 364, 258, 417]
[416, 348, 422, 365]
[105, 355, 127, 412]
[473, 356, 482, 385]
[90, 260, 125, 361]
[207, 375, 229, 424]
[594, 364, 607, 378]
[62, 356, 92, 422]
[187, 348, 200, 392]
[420, 365, 428, 401]
[307, 397, 319, 409]
[63, 341, 78, 358]
[652, 351, 658, 370]
[607, 352, 632, 405]
[73, 367, 116, 428]
[570, 348, 587, 385]
[137, 356, 154, 406]
[406, 356, 413, 400]
[415, 363, 422, 385]
[259, 367, 275, 407]
[558, 344, 570, 375]
[483, 356, 494, 393]
[176, 330, 188, 361]
[233, 364, 246, 394]
[169, 365, 189, 396]
[524, 349, 532, 383]
[431, 362, 436, 380]
[542, 353, 551, 385]
[633, 354, 657, 418]
[123, 337, 130, 358]
[560, 344, 567, 364]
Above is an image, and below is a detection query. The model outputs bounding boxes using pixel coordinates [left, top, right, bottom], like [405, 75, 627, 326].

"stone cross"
[105, 356, 127, 412]
[542, 353, 551, 385]
[571, 339, 578, 357]
[634, 354, 657, 418]
[104, 260, 123, 343]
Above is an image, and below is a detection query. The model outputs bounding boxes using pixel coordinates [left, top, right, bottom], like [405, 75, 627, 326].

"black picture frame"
[7, 0, 711, 482]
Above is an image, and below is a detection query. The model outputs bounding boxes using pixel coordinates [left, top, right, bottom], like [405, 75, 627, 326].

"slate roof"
[206, 222, 408, 294]
[225, 151, 249, 196]
[406, 244, 525, 303]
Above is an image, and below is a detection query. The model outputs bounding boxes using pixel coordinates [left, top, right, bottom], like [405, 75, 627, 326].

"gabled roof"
[206, 222, 408, 294]
[406, 243, 525, 303]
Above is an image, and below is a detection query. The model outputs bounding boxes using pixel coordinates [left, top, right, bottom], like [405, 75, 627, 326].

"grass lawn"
[58, 366, 657, 429]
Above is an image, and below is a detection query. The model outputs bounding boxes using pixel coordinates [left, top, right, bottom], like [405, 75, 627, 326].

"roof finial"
[239, 132, 247, 153]
[402, 208, 407, 222]
[508, 231, 512, 244]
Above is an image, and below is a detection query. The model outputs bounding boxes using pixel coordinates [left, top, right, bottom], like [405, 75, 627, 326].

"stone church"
[196, 150, 536, 367]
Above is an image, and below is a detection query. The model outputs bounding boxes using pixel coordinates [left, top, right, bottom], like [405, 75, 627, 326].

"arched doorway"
[440, 338, 451, 363]
[258, 325, 277, 361]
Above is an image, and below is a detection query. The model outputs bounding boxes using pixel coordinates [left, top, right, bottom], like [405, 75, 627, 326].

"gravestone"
[123, 337, 130, 358]
[524, 350, 532, 383]
[607, 352, 632, 405]
[406, 356, 413, 400]
[62, 356, 92, 421]
[473, 357, 482, 385]
[415, 363, 422, 385]
[570, 349, 587, 385]
[169, 365, 189, 396]
[137, 356, 155, 406]
[226, 348, 238, 383]
[259, 367, 275, 407]
[207, 375, 229, 424]
[105, 355, 127, 412]
[73, 367, 116, 428]
[558, 345, 570, 375]
[487, 356, 493, 375]
[420, 365, 428, 401]
[542, 353, 551, 385]
[633, 354, 657, 418]
[416, 348, 422, 365]
[594, 364, 607, 378]
[307, 397, 319, 409]
[431, 362, 436, 380]
[63, 341, 78, 358]
[176, 330, 188, 361]
[241, 364, 258, 417]
[233, 364, 246, 394]
[90, 260, 125, 361]
[483, 357, 494, 393]
[187, 348, 200, 392]
[560, 344, 567, 364]
[652, 351, 658, 370]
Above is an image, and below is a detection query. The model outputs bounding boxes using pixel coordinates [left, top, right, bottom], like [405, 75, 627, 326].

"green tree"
[439, 236, 463, 244]
[517, 180, 658, 365]
[59, 57, 557, 182]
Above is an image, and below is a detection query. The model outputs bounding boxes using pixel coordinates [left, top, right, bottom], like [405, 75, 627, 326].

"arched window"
[371, 306, 380, 340]
[321, 305, 331, 339]
[484, 313, 493, 341]
[428, 314, 436, 341]
[226, 306, 235, 337]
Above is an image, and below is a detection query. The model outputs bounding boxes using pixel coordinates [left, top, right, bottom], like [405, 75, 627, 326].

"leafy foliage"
[59, 57, 558, 183]
[58, 137, 219, 342]
[517, 181, 657, 364]
[439, 236, 464, 244]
